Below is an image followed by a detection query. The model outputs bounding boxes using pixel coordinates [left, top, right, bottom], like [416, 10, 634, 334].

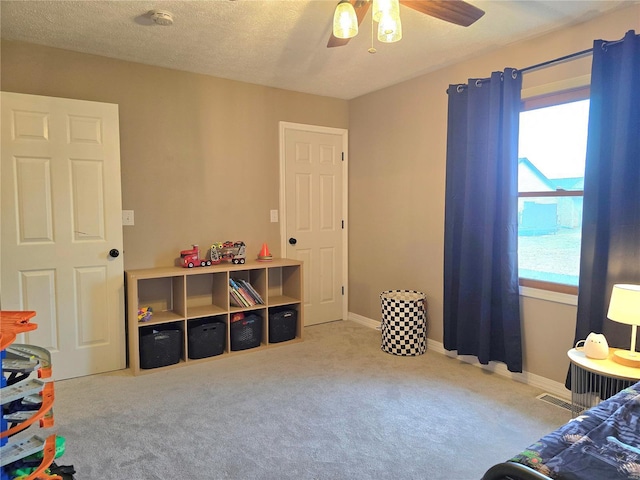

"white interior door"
[280, 122, 347, 326]
[1, 92, 125, 380]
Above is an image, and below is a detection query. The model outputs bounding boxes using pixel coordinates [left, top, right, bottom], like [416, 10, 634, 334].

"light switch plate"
[122, 210, 134, 226]
[270, 210, 278, 223]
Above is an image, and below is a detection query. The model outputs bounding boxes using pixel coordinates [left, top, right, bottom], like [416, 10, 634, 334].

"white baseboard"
[348, 312, 381, 330]
[347, 312, 570, 401]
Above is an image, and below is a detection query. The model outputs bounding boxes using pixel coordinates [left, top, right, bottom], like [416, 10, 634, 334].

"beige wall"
[0, 41, 349, 269]
[348, 4, 639, 384]
[2, 5, 638, 386]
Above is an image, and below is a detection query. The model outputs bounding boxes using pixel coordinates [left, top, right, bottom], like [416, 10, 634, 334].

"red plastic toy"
[179, 245, 212, 268]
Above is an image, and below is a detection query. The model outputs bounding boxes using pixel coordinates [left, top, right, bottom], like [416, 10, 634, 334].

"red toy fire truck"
[180, 245, 212, 268]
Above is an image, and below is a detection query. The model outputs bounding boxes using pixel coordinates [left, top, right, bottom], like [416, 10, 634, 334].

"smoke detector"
[150, 10, 174, 26]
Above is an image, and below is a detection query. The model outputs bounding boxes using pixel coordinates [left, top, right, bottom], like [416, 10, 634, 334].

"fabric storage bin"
[269, 308, 297, 343]
[139, 326, 182, 369]
[187, 318, 226, 359]
[380, 290, 427, 356]
[230, 314, 262, 351]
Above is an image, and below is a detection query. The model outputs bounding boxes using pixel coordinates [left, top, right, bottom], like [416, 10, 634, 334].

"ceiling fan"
[327, 0, 485, 48]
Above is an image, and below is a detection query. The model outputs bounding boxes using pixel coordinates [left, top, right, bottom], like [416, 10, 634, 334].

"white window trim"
[519, 286, 577, 306]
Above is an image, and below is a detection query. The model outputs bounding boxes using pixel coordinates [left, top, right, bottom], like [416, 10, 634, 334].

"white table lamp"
[607, 284, 640, 368]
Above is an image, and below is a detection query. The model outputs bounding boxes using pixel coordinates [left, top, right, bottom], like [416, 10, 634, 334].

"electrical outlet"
[122, 210, 134, 226]
[270, 210, 278, 223]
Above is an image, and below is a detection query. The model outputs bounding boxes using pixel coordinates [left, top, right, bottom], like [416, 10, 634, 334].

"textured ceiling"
[0, 1, 635, 99]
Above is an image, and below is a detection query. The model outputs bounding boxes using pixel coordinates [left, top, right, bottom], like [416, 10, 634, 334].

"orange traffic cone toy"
[257, 243, 273, 261]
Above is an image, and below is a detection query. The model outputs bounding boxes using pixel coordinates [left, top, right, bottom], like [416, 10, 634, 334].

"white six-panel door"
[280, 122, 347, 326]
[1, 92, 125, 380]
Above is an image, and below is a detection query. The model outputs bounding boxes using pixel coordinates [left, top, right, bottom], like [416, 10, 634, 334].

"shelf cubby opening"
[267, 305, 300, 344]
[230, 270, 266, 304]
[137, 276, 185, 323]
[187, 315, 227, 359]
[268, 265, 301, 306]
[139, 321, 185, 370]
[186, 272, 227, 319]
[230, 311, 264, 352]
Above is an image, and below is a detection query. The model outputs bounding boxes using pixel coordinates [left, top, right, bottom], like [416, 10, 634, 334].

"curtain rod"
[520, 37, 625, 74]
[446, 36, 627, 93]
[520, 48, 592, 74]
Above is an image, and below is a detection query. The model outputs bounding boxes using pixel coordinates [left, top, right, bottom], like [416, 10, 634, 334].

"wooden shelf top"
[126, 258, 302, 279]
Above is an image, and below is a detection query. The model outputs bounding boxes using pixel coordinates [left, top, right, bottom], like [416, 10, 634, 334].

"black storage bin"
[269, 308, 298, 343]
[188, 319, 226, 359]
[139, 326, 182, 369]
[230, 314, 262, 351]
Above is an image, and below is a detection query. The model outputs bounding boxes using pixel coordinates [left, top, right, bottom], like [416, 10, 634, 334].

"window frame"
[518, 85, 590, 296]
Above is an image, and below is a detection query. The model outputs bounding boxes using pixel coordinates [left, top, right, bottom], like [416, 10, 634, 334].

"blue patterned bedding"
[510, 381, 640, 480]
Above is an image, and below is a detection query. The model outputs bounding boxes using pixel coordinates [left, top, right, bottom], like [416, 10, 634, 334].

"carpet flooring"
[47, 320, 570, 479]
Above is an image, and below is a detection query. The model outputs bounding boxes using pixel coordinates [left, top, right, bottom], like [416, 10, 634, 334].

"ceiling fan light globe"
[372, 0, 400, 22]
[377, 12, 402, 43]
[333, 1, 359, 39]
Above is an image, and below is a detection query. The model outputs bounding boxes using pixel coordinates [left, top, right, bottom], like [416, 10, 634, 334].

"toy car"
[180, 245, 212, 268]
[210, 241, 246, 264]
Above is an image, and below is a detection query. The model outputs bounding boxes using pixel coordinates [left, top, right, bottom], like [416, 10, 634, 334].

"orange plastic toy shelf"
[21, 435, 62, 480]
[2, 311, 61, 480]
[0, 333, 16, 352]
[37, 366, 53, 380]
[0, 382, 55, 439]
[1, 311, 37, 351]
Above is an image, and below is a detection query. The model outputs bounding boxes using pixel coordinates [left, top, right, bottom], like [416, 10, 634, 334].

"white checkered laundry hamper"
[380, 290, 426, 356]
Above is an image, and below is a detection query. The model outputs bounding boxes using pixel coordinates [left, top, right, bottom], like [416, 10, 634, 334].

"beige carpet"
[48, 320, 569, 479]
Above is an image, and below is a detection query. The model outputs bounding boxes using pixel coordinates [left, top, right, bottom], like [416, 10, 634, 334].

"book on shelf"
[237, 278, 264, 305]
[229, 286, 248, 308]
[229, 278, 255, 307]
[229, 278, 256, 307]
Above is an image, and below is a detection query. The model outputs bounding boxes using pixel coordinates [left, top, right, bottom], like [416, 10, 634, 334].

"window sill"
[519, 286, 577, 306]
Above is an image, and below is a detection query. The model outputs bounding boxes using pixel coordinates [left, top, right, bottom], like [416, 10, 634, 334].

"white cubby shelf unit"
[126, 258, 303, 375]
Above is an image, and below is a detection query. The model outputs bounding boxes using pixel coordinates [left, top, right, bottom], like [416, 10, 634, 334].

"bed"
[482, 380, 640, 480]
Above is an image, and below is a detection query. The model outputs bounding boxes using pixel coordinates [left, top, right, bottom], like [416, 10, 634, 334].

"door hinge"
[341, 152, 344, 161]
[342, 286, 344, 295]
[341, 220, 344, 229]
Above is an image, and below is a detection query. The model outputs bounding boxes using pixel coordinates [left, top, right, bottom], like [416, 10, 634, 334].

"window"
[518, 87, 590, 295]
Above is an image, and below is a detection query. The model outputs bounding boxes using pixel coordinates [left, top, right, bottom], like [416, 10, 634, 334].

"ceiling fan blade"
[400, 0, 485, 27]
[327, 0, 371, 48]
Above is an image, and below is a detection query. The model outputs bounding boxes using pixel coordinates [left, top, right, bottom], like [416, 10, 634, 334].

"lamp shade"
[607, 284, 640, 325]
[373, 0, 400, 22]
[333, 1, 358, 39]
[607, 284, 640, 367]
[378, 11, 402, 43]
